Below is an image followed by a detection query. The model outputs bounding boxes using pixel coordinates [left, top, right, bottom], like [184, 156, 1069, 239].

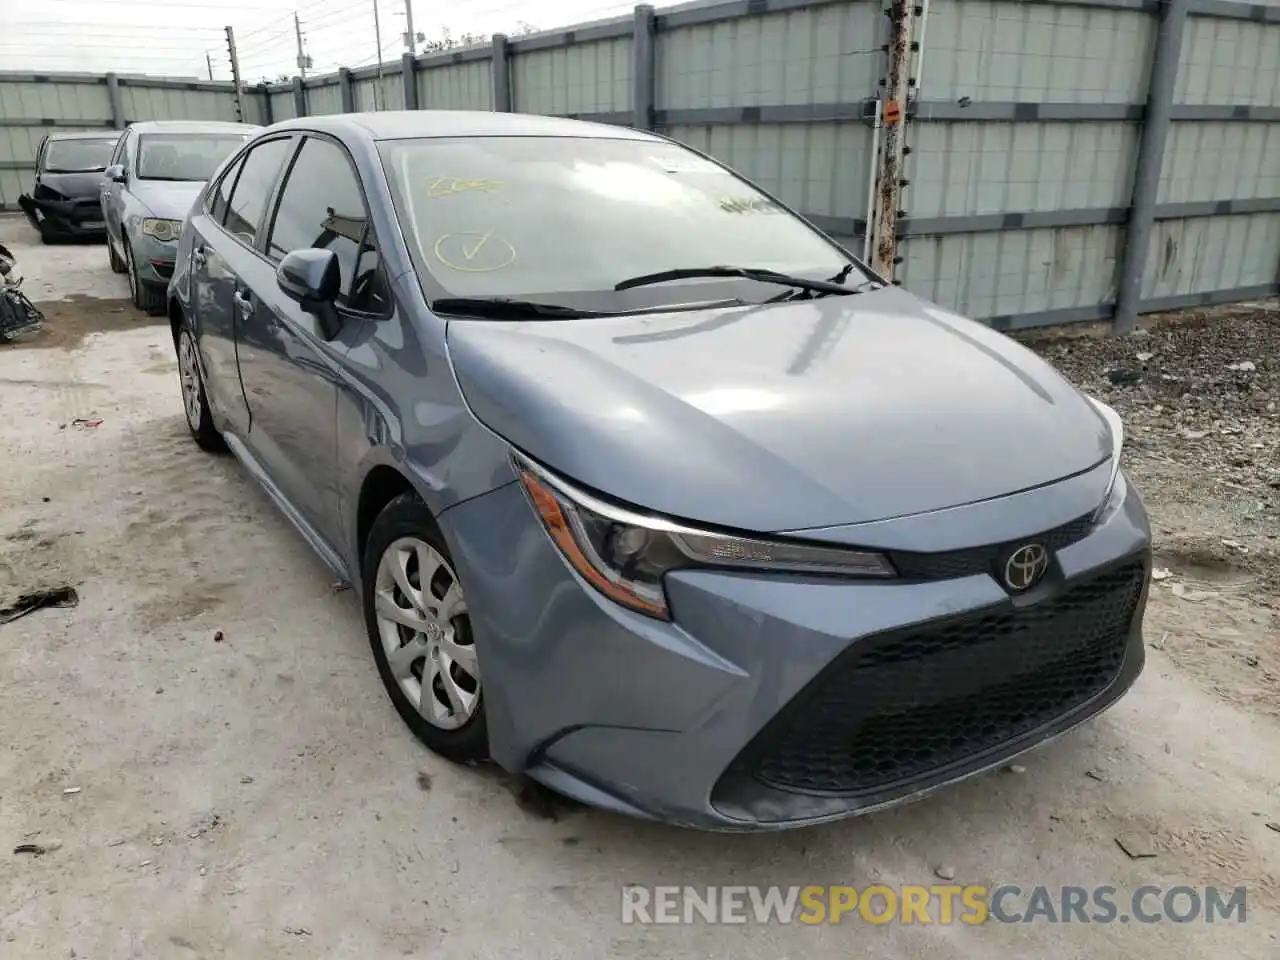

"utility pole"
[225, 26, 245, 122]
[294, 11, 308, 81]
[372, 0, 385, 110]
[403, 0, 417, 54]
[206, 52, 214, 82]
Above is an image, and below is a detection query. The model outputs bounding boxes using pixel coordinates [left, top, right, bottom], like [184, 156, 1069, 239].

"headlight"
[141, 218, 182, 242]
[514, 455, 895, 620]
[1086, 395, 1124, 517]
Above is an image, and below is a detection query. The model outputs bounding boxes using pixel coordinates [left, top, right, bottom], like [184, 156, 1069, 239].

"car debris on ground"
[0, 241, 44, 342]
[0, 585, 79, 624]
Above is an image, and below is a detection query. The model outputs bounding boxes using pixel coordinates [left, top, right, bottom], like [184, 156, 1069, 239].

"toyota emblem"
[1003, 543, 1050, 592]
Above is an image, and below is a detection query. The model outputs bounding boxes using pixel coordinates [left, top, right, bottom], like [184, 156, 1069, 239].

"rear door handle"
[192, 246, 207, 266]
[232, 289, 253, 319]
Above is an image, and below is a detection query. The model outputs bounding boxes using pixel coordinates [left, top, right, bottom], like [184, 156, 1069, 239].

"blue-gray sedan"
[166, 111, 1151, 831]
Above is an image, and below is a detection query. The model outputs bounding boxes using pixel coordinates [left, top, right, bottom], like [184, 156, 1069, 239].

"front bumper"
[18, 194, 106, 239]
[442, 470, 1151, 831]
[127, 228, 177, 287]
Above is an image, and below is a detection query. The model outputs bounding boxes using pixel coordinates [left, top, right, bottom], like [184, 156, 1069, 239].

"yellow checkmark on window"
[462, 231, 491, 260]
[433, 232, 517, 272]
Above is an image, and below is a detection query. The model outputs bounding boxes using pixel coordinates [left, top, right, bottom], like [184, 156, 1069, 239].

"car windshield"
[44, 138, 118, 173]
[136, 133, 251, 182]
[378, 135, 865, 312]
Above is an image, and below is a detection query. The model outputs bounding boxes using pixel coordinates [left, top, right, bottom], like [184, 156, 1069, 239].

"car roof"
[265, 110, 661, 143]
[127, 120, 262, 135]
[45, 130, 122, 141]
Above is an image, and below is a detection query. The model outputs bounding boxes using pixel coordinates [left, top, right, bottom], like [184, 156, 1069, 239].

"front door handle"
[192, 247, 207, 267]
[232, 290, 253, 319]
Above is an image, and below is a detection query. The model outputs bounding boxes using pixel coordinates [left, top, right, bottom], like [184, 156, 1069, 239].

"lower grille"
[735, 561, 1145, 797]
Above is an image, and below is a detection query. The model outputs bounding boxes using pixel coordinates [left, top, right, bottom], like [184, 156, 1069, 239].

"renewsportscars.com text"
[620, 884, 1248, 926]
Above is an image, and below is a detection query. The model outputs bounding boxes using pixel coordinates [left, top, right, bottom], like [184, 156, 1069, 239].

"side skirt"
[221, 430, 352, 584]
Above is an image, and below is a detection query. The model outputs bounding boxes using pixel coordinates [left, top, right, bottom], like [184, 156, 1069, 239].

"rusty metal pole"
[872, 0, 917, 280]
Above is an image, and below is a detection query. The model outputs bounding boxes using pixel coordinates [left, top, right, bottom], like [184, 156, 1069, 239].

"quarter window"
[266, 136, 388, 313]
[223, 138, 292, 247]
[208, 154, 245, 222]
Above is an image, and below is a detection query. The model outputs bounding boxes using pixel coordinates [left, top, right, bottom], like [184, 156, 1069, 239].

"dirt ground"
[0, 212, 1276, 959]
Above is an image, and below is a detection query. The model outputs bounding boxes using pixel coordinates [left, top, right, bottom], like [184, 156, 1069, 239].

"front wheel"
[363, 494, 488, 764]
[176, 324, 225, 452]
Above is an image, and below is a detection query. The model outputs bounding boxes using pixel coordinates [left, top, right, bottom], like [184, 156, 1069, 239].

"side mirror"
[104, 164, 127, 184]
[277, 248, 342, 340]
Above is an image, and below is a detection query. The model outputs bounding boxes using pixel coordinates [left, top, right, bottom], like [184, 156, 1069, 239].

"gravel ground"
[1019, 307, 1280, 721]
[1, 215, 1277, 959]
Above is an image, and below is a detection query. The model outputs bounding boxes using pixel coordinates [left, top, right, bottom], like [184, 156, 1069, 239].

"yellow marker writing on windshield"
[433, 232, 517, 272]
[427, 177, 505, 200]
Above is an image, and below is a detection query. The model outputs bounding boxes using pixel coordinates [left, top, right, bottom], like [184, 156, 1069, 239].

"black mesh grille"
[889, 514, 1095, 581]
[734, 561, 1145, 798]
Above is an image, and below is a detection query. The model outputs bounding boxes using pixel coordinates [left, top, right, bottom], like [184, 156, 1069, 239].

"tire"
[108, 237, 126, 274]
[363, 494, 488, 764]
[175, 323, 226, 453]
[125, 240, 165, 314]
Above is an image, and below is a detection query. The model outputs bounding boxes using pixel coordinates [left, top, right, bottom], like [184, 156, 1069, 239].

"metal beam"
[491, 34, 511, 112]
[557, 110, 632, 125]
[105, 73, 125, 129]
[0, 117, 114, 128]
[985, 303, 1115, 332]
[402, 53, 419, 110]
[1188, 0, 1280, 20]
[292, 76, 308, 118]
[913, 100, 1144, 121]
[1156, 197, 1280, 219]
[508, 18, 633, 53]
[0, 71, 107, 85]
[338, 68, 355, 113]
[632, 4, 657, 130]
[258, 83, 273, 125]
[1138, 282, 1280, 313]
[1169, 104, 1280, 121]
[1113, 0, 1190, 334]
[802, 199, 1280, 239]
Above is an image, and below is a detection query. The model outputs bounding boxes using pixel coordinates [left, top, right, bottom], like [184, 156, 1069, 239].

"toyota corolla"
[166, 111, 1151, 830]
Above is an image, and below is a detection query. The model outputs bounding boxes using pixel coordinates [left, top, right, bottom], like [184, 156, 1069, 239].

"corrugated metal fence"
[2, 0, 1277, 332]
[0, 74, 242, 208]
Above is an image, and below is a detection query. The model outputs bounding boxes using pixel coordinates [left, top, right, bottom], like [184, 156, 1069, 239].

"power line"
[7, 23, 227, 34]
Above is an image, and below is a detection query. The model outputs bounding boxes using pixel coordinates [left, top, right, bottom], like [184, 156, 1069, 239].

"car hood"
[37, 171, 103, 200]
[129, 180, 205, 219]
[446, 286, 1112, 533]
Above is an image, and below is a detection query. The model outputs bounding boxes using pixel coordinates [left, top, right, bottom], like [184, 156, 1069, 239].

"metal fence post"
[105, 73, 125, 129]
[491, 34, 511, 112]
[292, 76, 308, 117]
[1113, 0, 1190, 333]
[631, 4, 656, 130]
[338, 68, 355, 113]
[871, 0, 917, 280]
[258, 82, 273, 125]
[402, 53, 419, 109]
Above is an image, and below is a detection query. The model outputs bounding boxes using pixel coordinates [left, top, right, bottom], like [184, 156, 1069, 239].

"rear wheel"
[176, 324, 225, 452]
[363, 494, 488, 764]
[125, 241, 164, 314]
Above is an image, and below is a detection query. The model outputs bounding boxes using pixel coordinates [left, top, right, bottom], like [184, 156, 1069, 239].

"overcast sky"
[3, 0, 636, 84]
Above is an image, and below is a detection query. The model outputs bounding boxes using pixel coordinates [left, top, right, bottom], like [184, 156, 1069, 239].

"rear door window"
[222, 138, 292, 247]
[208, 154, 245, 223]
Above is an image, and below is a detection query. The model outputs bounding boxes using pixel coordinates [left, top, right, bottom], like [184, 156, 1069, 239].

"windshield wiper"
[615, 265, 857, 297]
[431, 297, 614, 320]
